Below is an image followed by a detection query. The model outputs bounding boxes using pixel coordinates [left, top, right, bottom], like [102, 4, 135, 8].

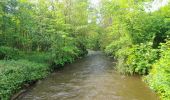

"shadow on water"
[17, 50, 159, 100]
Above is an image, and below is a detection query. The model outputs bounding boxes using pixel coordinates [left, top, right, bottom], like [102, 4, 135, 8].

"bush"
[19, 51, 51, 64]
[105, 36, 132, 56]
[49, 31, 88, 66]
[0, 46, 19, 60]
[116, 43, 158, 75]
[0, 60, 49, 99]
[145, 40, 170, 100]
[51, 45, 80, 66]
[115, 46, 132, 74]
[86, 31, 100, 50]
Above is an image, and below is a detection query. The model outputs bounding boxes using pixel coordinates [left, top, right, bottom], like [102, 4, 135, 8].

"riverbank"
[17, 51, 159, 100]
[0, 60, 49, 99]
[0, 49, 87, 100]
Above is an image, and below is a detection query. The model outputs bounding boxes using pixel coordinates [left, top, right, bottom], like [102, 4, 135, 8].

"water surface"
[18, 51, 159, 100]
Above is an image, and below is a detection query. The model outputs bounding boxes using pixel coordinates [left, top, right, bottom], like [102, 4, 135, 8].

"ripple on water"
[18, 51, 160, 100]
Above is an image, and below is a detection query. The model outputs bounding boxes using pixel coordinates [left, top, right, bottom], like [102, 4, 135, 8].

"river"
[17, 51, 159, 100]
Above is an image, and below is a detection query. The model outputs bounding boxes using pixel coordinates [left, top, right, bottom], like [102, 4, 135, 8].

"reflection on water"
[17, 51, 159, 100]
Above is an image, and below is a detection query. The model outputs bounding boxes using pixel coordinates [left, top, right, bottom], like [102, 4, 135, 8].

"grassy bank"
[0, 60, 49, 99]
[0, 48, 87, 100]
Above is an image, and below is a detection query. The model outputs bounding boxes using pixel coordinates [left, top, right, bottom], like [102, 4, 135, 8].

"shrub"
[115, 46, 133, 74]
[105, 36, 132, 56]
[50, 31, 87, 66]
[145, 40, 170, 100]
[19, 51, 51, 64]
[86, 31, 100, 50]
[0, 46, 19, 60]
[51, 45, 80, 66]
[116, 43, 158, 75]
[0, 60, 49, 99]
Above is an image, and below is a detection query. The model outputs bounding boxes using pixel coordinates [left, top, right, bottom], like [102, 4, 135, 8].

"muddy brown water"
[17, 51, 159, 100]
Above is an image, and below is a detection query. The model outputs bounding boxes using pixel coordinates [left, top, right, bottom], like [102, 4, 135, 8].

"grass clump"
[0, 60, 49, 99]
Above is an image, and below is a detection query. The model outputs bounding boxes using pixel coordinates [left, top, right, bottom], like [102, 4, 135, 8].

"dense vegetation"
[0, 60, 49, 99]
[1, 0, 170, 100]
[0, 0, 94, 99]
[99, 0, 170, 99]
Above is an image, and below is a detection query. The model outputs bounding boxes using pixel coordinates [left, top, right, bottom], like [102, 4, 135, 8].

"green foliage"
[124, 11, 165, 44]
[100, 0, 170, 75]
[0, 60, 49, 99]
[145, 40, 170, 100]
[116, 43, 158, 75]
[0, 0, 89, 99]
[114, 46, 132, 74]
[2, 0, 170, 99]
[0, 46, 19, 60]
[49, 30, 87, 66]
[100, 1, 170, 99]
[86, 31, 100, 50]
[0, 0, 89, 65]
[105, 36, 132, 56]
[19, 52, 51, 64]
